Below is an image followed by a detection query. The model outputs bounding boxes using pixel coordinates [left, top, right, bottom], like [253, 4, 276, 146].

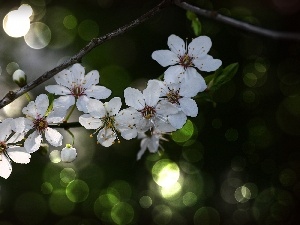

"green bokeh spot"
[66, 179, 89, 203]
[111, 202, 134, 225]
[172, 120, 194, 143]
[49, 189, 75, 216]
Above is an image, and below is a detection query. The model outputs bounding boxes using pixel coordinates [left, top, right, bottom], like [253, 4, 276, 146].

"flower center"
[33, 117, 48, 134]
[101, 115, 116, 129]
[179, 54, 193, 69]
[166, 89, 181, 104]
[139, 105, 156, 119]
[0, 141, 7, 154]
[71, 85, 85, 98]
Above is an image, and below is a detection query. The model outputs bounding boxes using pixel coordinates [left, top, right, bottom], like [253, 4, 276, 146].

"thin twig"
[174, 0, 300, 41]
[0, 0, 173, 109]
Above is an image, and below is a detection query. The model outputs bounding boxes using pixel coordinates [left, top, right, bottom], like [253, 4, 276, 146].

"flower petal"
[45, 85, 71, 95]
[53, 95, 75, 112]
[143, 80, 161, 107]
[188, 35, 212, 58]
[47, 107, 67, 123]
[10, 117, 32, 134]
[22, 94, 49, 118]
[105, 97, 122, 116]
[0, 155, 12, 179]
[137, 138, 148, 160]
[168, 111, 187, 129]
[7, 146, 31, 164]
[179, 97, 198, 117]
[83, 70, 99, 89]
[61, 146, 77, 163]
[155, 117, 176, 132]
[86, 99, 106, 117]
[69, 63, 85, 84]
[97, 128, 116, 147]
[180, 74, 207, 97]
[164, 65, 185, 83]
[0, 118, 12, 141]
[151, 50, 179, 67]
[45, 127, 63, 147]
[156, 102, 178, 115]
[24, 131, 42, 153]
[85, 85, 111, 99]
[167, 34, 186, 56]
[35, 94, 49, 117]
[124, 87, 145, 110]
[193, 55, 222, 72]
[79, 114, 103, 129]
[54, 69, 73, 88]
[76, 95, 90, 113]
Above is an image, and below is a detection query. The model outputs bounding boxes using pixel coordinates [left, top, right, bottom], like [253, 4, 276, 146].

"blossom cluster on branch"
[0, 34, 221, 179]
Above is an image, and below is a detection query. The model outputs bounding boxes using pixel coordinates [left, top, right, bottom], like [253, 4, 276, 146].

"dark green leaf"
[191, 19, 202, 36]
[209, 62, 239, 91]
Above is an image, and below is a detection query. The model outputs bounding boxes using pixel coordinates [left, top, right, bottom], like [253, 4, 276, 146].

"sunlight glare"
[3, 4, 33, 38]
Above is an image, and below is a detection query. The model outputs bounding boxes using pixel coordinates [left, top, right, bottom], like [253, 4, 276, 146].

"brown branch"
[0, 0, 173, 109]
[174, 0, 300, 41]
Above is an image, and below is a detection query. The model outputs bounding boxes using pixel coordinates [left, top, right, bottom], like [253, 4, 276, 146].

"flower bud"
[61, 144, 77, 163]
[13, 69, 27, 87]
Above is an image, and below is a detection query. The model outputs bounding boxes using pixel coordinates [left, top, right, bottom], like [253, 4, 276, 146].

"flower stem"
[64, 104, 76, 122]
[66, 129, 75, 145]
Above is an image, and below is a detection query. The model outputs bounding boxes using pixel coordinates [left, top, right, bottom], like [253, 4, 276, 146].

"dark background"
[0, 0, 300, 224]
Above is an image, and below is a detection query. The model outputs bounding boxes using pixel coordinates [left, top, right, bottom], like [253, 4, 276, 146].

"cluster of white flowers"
[0, 34, 221, 179]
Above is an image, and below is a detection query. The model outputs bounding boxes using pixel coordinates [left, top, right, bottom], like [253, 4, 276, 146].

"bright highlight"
[3, 4, 33, 38]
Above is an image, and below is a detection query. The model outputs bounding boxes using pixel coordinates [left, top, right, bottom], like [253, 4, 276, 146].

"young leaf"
[186, 11, 202, 36]
[209, 63, 239, 91]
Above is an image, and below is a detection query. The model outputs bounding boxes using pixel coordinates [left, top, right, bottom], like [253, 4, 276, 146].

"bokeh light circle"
[139, 196, 152, 208]
[60, 168, 76, 185]
[49, 189, 75, 216]
[152, 159, 180, 188]
[49, 150, 61, 163]
[63, 15, 77, 29]
[24, 22, 51, 49]
[3, 5, 32, 37]
[182, 192, 198, 206]
[6, 62, 19, 75]
[194, 207, 220, 225]
[41, 182, 53, 194]
[66, 179, 89, 203]
[111, 202, 134, 225]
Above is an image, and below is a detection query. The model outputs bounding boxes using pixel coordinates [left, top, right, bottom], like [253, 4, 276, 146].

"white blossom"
[153, 76, 204, 126]
[137, 129, 167, 160]
[61, 144, 77, 162]
[124, 80, 179, 133]
[79, 97, 137, 147]
[21, 94, 65, 153]
[45, 63, 111, 113]
[0, 118, 31, 179]
[152, 34, 222, 83]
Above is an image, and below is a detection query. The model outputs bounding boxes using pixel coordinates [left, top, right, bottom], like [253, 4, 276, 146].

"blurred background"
[0, 0, 300, 224]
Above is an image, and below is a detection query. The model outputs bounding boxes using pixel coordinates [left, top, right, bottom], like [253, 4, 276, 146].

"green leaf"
[186, 11, 202, 36]
[186, 11, 196, 20]
[191, 19, 202, 36]
[45, 93, 55, 116]
[209, 63, 239, 91]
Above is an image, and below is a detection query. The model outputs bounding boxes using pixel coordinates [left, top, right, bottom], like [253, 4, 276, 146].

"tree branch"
[0, 0, 173, 109]
[174, 0, 300, 41]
